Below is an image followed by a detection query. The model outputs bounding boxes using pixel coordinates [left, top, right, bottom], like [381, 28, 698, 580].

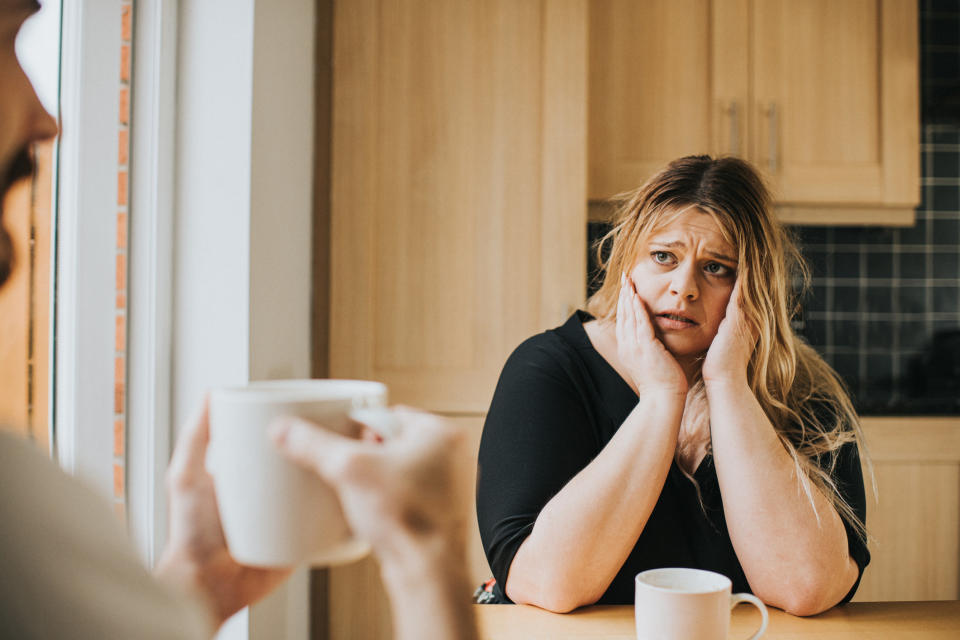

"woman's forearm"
[505, 394, 684, 612]
[706, 379, 858, 615]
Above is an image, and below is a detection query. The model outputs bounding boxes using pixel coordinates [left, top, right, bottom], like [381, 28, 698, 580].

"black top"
[476, 311, 870, 605]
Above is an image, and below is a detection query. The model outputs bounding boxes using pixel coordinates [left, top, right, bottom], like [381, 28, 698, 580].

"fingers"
[618, 272, 655, 343]
[168, 395, 212, 486]
[270, 416, 365, 482]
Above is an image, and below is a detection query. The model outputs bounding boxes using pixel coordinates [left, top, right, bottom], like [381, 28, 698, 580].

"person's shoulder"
[504, 314, 585, 375]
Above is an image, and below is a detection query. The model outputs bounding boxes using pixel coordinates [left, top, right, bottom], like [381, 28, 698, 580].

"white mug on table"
[207, 379, 398, 568]
[635, 567, 768, 640]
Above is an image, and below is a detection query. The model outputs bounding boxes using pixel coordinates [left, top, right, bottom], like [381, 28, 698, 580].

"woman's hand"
[155, 399, 292, 628]
[617, 273, 688, 397]
[702, 277, 757, 387]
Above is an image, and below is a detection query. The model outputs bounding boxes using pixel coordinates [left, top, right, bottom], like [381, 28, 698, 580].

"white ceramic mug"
[207, 379, 397, 568]
[635, 568, 768, 640]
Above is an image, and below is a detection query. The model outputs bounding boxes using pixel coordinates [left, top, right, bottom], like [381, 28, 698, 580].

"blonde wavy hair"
[586, 155, 873, 542]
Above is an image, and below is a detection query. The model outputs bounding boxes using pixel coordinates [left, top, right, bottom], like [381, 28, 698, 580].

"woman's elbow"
[759, 577, 837, 617]
[506, 577, 598, 613]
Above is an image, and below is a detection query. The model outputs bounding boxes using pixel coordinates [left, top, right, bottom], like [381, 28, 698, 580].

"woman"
[476, 155, 871, 616]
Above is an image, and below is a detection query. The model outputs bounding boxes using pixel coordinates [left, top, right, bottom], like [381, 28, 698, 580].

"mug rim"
[635, 567, 732, 595]
[211, 379, 387, 402]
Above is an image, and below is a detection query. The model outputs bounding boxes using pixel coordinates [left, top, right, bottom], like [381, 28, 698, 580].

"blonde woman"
[477, 155, 870, 616]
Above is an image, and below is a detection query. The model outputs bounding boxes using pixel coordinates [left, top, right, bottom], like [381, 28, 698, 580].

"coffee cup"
[207, 379, 397, 567]
[635, 568, 768, 640]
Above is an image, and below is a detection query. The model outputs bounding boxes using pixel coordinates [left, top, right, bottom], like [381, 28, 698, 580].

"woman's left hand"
[702, 277, 757, 386]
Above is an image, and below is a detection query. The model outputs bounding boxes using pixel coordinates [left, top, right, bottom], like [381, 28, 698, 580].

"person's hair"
[0, 147, 35, 287]
[586, 155, 873, 541]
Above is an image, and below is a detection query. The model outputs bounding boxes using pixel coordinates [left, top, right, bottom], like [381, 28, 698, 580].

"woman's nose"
[669, 263, 699, 300]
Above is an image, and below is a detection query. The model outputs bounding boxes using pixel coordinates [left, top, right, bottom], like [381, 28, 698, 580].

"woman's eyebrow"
[649, 241, 736, 263]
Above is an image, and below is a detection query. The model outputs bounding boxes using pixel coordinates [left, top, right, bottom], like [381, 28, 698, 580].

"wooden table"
[475, 601, 960, 639]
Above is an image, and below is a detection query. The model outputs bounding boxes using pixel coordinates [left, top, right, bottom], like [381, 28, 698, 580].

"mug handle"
[730, 593, 768, 639]
[349, 407, 401, 440]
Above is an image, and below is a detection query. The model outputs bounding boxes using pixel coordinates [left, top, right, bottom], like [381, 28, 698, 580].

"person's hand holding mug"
[270, 406, 479, 640]
[154, 399, 292, 628]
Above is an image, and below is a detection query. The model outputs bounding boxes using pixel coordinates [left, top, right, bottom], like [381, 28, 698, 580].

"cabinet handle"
[766, 102, 778, 173]
[727, 102, 740, 156]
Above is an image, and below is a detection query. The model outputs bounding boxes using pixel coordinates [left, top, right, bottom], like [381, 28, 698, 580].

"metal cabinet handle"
[766, 102, 778, 173]
[727, 102, 740, 156]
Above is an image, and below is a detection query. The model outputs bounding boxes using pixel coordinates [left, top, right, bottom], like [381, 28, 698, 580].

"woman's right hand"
[616, 273, 688, 397]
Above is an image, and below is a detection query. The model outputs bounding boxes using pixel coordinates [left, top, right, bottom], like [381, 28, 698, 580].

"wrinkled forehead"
[644, 204, 738, 253]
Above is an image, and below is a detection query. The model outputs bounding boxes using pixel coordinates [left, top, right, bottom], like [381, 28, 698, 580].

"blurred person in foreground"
[0, 2, 476, 638]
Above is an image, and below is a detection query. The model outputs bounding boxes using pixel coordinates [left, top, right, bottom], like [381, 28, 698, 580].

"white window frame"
[55, 0, 125, 502]
[58, 0, 316, 638]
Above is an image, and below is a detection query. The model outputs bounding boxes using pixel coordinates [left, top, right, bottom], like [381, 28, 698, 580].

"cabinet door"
[588, 0, 749, 200]
[752, 0, 919, 207]
[330, 0, 587, 414]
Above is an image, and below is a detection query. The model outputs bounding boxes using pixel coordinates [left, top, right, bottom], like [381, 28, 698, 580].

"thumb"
[269, 416, 360, 482]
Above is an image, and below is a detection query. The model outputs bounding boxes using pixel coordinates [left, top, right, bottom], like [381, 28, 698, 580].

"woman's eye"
[705, 262, 733, 277]
[652, 251, 674, 265]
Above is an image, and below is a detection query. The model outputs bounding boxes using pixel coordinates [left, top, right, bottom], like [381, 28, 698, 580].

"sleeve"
[0, 434, 213, 639]
[830, 438, 871, 604]
[476, 336, 599, 602]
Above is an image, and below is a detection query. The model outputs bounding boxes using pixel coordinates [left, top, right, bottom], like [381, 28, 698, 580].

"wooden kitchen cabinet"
[589, 0, 919, 224]
[329, 0, 587, 416]
[324, 1, 587, 636]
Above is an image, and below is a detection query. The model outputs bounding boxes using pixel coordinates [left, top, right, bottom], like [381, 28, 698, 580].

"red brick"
[114, 357, 125, 414]
[114, 418, 124, 457]
[113, 463, 124, 498]
[119, 88, 129, 125]
[120, 44, 131, 84]
[115, 313, 126, 352]
[118, 128, 128, 166]
[121, 5, 132, 42]
[117, 211, 127, 249]
[116, 253, 126, 291]
[117, 170, 127, 206]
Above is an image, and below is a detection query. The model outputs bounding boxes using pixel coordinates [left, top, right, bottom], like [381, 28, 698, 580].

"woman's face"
[627, 207, 738, 360]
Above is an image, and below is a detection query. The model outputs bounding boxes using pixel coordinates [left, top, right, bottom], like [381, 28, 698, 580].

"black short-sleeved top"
[476, 311, 869, 605]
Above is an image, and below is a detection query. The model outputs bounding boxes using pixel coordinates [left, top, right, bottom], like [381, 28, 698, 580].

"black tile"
[934, 285, 960, 312]
[805, 251, 829, 277]
[929, 51, 960, 82]
[805, 285, 827, 313]
[926, 16, 959, 47]
[865, 352, 894, 381]
[933, 150, 960, 178]
[859, 227, 896, 245]
[795, 226, 828, 246]
[928, 1, 960, 17]
[898, 286, 927, 313]
[866, 252, 895, 278]
[930, 128, 960, 145]
[933, 216, 960, 243]
[899, 321, 929, 350]
[833, 227, 865, 245]
[866, 286, 895, 313]
[933, 251, 960, 278]
[833, 354, 861, 397]
[932, 184, 960, 210]
[833, 286, 861, 313]
[933, 319, 960, 335]
[899, 252, 928, 279]
[897, 219, 928, 245]
[801, 320, 826, 347]
[833, 252, 861, 278]
[866, 320, 894, 347]
[834, 321, 862, 349]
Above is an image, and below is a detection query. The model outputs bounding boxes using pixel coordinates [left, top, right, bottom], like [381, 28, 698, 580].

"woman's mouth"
[655, 312, 698, 330]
